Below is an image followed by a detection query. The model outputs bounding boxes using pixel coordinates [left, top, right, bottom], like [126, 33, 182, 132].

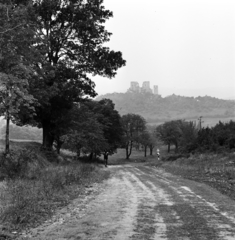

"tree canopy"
[0, 0, 126, 151]
[62, 99, 123, 158]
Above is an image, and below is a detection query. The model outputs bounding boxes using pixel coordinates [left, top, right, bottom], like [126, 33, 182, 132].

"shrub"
[0, 149, 45, 179]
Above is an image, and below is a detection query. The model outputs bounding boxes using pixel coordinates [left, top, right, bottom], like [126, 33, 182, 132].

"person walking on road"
[157, 149, 160, 160]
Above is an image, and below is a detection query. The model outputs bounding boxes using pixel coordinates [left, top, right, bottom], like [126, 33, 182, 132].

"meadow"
[148, 116, 235, 128]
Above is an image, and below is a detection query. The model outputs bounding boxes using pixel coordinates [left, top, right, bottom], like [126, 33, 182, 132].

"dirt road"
[21, 164, 235, 240]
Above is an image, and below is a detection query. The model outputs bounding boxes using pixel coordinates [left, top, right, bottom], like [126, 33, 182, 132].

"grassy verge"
[0, 142, 110, 237]
[153, 152, 235, 200]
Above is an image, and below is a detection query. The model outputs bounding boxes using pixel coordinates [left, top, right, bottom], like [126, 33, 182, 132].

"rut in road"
[21, 165, 235, 240]
[131, 166, 235, 240]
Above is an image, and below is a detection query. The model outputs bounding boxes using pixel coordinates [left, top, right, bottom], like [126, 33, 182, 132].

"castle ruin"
[128, 81, 159, 95]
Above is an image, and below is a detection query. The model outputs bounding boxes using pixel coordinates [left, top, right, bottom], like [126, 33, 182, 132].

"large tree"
[20, 0, 126, 149]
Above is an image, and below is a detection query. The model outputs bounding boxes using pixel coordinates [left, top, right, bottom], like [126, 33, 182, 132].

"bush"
[0, 149, 45, 179]
[162, 153, 190, 161]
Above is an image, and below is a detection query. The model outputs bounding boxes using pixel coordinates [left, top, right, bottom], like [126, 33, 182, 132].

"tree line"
[55, 102, 157, 160]
[156, 119, 235, 154]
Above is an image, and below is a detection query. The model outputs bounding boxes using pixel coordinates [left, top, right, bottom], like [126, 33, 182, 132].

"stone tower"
[153, 85, 158, 95]
[142, 81, 152, 93]
[130, 81, 140, 92]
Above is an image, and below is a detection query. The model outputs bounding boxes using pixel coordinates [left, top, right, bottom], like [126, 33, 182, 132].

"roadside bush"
[162, 153, 190, 161]
[0, 149, 46, 179]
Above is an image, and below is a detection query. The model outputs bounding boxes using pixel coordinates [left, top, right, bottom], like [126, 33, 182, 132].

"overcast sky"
[93, 0, 235, 99]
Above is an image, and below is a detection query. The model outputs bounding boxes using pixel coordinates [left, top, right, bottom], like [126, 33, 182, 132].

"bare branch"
[0, 24, 24, 34]
[6, 7, 10, 21]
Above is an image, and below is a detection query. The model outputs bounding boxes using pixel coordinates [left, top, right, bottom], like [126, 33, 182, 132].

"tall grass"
[160, 152, 235, 182]
[0, 159, 110, 230]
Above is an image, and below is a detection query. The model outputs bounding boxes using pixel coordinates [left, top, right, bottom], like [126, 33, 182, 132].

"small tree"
[121, 114, 146, 159]
[0, 1, 36, 153]
[156, 120, 182, 153]
[139, 131, 151, 157]
[0, 74, 35, 154]
[146, 125, 157, 155]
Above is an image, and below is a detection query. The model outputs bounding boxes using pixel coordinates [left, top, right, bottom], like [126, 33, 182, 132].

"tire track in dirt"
[136, 166, 235, 239]
[124, 170, 165, 240]
[19, 165, 235, 239]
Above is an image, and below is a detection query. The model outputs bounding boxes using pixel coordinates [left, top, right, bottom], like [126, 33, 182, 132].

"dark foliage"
[156, 120, 235, 154]
[197, 121, 235, 152]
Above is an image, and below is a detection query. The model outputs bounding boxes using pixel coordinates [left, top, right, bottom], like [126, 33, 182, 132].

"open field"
[148, 116, 235, 127]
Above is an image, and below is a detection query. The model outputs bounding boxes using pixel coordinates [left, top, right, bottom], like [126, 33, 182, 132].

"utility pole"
[198, 116, 203, 130]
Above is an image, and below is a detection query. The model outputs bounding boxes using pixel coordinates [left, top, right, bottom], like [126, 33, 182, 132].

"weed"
[0, 159, 110, 231]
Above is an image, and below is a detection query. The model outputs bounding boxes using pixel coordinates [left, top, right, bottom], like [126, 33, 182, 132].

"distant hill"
[96, 92, 235, 125]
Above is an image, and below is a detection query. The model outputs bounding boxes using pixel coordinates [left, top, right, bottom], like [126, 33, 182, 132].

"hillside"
[96, 92, 235, 124]
[0, 118, 42, 141]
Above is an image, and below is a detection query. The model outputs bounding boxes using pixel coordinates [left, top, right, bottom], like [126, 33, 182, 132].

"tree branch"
[0, 24, 24, 34]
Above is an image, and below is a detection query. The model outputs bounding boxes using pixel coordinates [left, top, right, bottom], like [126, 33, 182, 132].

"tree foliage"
[156, 120, 198, 153]
[1, 0, 126, 150]
[197, 121, 235, 152]
[0, 1, 36, 153]
[62, 99, 123, 158]
[157, 119, 235, 154]
[27, 0, 126, 149]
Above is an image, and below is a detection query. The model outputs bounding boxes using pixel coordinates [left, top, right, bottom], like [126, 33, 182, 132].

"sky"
[92, 0, 235, 100]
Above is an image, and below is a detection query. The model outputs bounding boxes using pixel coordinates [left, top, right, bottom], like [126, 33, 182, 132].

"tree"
[146, 125, 157, 155]
[139, 131, 150, 157]
[25, 0, 126, 150]
[156, 120, 193, 153]
[121, 114, 146, 159]
[0, 74, 35, 154]
[87, 99, 123, 158]
[156, 121, 181, 153]
[62, 102, 107, 158]
[62, 99, 123, 159]
[0, 1, 36, 154]
[178, 121, 198, 153]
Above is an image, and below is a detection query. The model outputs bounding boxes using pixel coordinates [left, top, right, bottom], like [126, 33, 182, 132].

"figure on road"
[157, 149, 160, 160]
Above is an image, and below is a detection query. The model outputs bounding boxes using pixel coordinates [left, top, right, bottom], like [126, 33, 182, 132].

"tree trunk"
[5, 110, 10, 154]
[42, 121, 54, 150]
[126, 141, 133, 159]
[125, 144, 129, 159]
[168, 143, 171, 153]
[174, 142, 178, 153]
[149, 145, 153, 155]
[144, 146, 147, 157]
[76, 149, 81, 158]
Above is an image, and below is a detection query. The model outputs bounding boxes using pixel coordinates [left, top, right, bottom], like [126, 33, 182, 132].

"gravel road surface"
[21, 164, 235, 240]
